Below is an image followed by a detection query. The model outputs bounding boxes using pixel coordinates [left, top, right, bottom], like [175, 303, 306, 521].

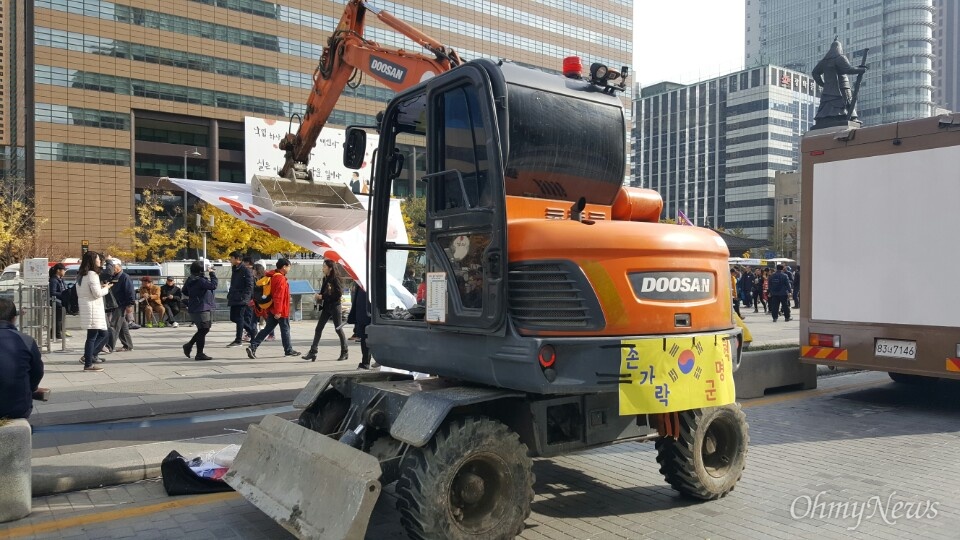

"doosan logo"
[370, 58, 406, 83]
[629, 272, 714, 301]
[640, 277, 711, 294]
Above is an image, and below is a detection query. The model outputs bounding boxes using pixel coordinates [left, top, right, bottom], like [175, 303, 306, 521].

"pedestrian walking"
[303, 259, 348, 362]
[353, 286, 375, 370]
[181, 260, 218, 361]
[246, 259, 300, 358]
[48, 263, 71, 340]
[0, 297, 45, 419]
[106, 259, 135, 351]
[752, 268, 766, 313]
[226, 251, 256, 347]
[767, 264, 793, 322]
[792, 267, 801, 309]
[76, 252, 113, 371]
[730, 268, 743, 319]
[250, 263, 274, 341]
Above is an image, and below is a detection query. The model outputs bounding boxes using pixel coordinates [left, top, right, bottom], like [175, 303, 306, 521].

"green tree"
[401, 195, 426, 246]
[112, 189, 188, 262]
[187, 202, 308, 259]
[0, 194, 64, 268]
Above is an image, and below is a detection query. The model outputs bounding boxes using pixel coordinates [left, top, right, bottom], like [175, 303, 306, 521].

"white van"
[0, 263, 21, 288]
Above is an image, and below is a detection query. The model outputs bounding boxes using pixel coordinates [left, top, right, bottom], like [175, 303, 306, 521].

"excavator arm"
[279, 0, 462, 180]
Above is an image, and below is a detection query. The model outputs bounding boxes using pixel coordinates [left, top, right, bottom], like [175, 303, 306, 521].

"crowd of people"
[56, 250, 373, 372]
[730, 264, 801, 322]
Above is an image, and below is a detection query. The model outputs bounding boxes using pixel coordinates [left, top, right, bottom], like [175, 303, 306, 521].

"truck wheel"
[888, 372, 935, 385]
[655, 404, 749, 500]
[396, 417, 534, 540]
[297, 395, 349, 435]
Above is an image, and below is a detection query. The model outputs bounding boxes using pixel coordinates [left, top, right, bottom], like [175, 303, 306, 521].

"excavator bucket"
[224, 415, 382, 540]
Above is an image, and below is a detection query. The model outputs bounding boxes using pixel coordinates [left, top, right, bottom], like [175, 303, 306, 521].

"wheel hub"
[454, 472, 486, 505]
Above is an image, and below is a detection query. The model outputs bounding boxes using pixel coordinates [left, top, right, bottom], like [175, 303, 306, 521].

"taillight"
[809, 333, 840, 347]
[538, 345, 556, 368]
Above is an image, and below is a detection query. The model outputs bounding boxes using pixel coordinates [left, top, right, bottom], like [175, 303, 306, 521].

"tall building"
[745, 0, 935, 127]
[2, 0, 632, 254]
[933, 0, 958, 112]
[634, 65, 817, 240]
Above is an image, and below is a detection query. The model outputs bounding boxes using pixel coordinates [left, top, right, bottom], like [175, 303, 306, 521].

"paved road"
[5, 370, 959, 540]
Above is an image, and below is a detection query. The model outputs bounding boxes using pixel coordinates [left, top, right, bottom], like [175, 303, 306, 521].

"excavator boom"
[278, 0, 461, 180]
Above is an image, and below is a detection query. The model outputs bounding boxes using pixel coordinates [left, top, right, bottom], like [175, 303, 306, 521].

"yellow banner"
[619, 335, 736, 414]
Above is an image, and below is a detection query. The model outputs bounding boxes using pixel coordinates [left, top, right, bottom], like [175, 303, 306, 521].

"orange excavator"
[278, 0, 462, 181]
[227, 2, 749, 539]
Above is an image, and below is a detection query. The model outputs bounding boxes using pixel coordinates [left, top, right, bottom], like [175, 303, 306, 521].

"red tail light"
[809, 333, 840, 348]
[538, 345, 557, 368]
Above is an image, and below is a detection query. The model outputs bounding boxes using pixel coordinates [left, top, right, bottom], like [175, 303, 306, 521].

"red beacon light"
[563, 56, 583, 79]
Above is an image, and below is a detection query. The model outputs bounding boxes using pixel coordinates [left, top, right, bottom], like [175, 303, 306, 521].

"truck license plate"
[875, 339, 916, 359]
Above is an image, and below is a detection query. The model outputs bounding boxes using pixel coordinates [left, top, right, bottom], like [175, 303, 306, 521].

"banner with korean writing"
[167, 178, 409, 297]
[243, 117, 378, 185]
[618, 335, 736, 415]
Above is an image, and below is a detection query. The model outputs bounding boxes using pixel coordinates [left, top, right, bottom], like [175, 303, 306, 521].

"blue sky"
[632, 0, 746, 87]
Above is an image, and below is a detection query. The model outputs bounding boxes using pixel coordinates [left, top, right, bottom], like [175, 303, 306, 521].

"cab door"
[423, 66, 507, 333]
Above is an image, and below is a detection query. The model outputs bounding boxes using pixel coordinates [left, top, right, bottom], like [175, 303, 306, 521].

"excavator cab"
[359, 60, 510, 337]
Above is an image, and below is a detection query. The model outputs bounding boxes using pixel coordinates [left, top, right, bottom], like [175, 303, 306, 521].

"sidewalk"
[35, 320, 359, 429]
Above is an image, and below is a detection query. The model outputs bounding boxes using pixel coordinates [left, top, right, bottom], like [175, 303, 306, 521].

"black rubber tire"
[395, 417, 534, 540]
[297, 394, 349, 435]
[888, 372, 936, 385]
[655, 404, 749, 500]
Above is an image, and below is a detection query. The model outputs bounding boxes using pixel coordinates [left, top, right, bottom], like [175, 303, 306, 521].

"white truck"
[799, 113, 960, 383]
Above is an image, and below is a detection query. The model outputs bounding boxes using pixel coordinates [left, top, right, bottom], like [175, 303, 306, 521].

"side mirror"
[343, 127, 366, 169]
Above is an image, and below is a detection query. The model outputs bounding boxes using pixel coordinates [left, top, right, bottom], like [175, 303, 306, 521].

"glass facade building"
[634, 66, 817, 240]
[933, 0, 958, 112]
[2, 0, 632, 253]
[745, 0, 936, 127]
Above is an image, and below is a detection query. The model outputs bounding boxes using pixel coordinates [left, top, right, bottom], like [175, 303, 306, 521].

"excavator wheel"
[655, 404, 749, 500]
[396, 416, 534, 540]
[297, 393, 350, 435]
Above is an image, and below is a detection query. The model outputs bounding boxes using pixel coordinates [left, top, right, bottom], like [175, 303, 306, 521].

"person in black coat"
[226, 251, 256, 347]
[181, 261, 218, 361]
[159, 277, 182, 327]
[0, 298, 44, 420]
[303, 259, 348, 362]
[48, 263, 70, 340]
[354, 285, 375, 370]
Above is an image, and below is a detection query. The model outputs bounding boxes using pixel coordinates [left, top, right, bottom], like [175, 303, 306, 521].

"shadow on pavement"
[529, 460, 698, 519]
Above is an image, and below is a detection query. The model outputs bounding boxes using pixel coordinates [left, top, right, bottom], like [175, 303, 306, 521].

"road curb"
[32, 433, 244, 497]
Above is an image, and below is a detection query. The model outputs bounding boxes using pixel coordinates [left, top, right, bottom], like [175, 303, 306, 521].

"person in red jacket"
[246, 259, 300, 358]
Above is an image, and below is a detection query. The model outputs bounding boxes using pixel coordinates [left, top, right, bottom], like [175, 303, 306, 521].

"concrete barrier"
[735, 347, 816, 399]
[0, 419, 32, 523]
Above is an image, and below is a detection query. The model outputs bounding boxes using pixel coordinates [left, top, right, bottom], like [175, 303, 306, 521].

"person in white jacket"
[76, 251, 114, 371]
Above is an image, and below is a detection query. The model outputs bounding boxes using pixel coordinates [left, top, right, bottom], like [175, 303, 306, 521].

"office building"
[1, 0, 632, 253]
[745, 0, 935, 127]
[933, 0, 958, 112]
[634, 65, 817, 240]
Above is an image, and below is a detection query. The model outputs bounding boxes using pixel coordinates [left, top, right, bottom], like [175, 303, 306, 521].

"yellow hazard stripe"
[801, 345, 848, 361]
[946, 358, 960, 372]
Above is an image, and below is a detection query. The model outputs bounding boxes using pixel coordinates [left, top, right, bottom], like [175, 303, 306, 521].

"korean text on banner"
[618, 336, 735, 415]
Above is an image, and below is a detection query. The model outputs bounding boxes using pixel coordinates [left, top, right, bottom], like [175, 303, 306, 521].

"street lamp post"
[183, 148, 202, 258]
[183, 147, 201, 179]
[196, 214, 214, 262]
